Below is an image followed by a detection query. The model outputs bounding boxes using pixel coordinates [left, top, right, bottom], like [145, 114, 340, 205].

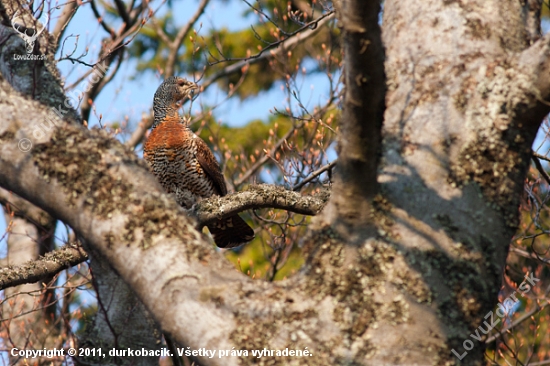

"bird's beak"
[189, 83, 200, 101]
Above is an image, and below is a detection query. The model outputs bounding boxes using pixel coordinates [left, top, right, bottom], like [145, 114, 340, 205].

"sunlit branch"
[202, 11, 335, 89]
[233, 124, 299, 186]
[51, 0, 78, 52]
[165, 0, 210, 78]
[191, 184, 330, 227]
[292, 160, 336, 191]
[0, 184, 328, 290]
[125, 112, 154, 148]
[0, 244, 88, 291]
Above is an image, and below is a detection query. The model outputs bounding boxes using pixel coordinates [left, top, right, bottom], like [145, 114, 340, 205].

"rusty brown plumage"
[144, 76, 254, 248]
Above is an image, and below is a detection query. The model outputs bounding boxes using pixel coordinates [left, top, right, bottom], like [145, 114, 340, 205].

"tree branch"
[485, 296, 550, 344]
[532, 150, 550, 162]
[191, 184, 330, 227]
[90, 0, 115, 35]
[509, 247, 550, 265]
[322, 0, 385, 228]
[0, 84, 338, 365]
[51, 0, 79, 52]
[0, 21, 81, 123]
[234, 124, 298, 186]
[78, 0, 152, 123]
[292, 161, 336, 191]
[202, 12, 335, 90]
[113, 0, 130, 26]
[0, 243, 88, 290]
[0, 188, 53, 228]
[0, 183, 328, 290]
[532, 155, 550, 185]
[125, 111, 154, 148]
[522, 0, 542, 44]
[519, 31, 550, 126]
[165, 0, 210, 78]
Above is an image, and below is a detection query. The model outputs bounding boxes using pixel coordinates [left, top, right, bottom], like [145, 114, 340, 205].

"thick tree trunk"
[308, 0, 550, 364]
[366, 0, 548, 364]
[0, 10, 170, 363]
[1, 0, 550, 365]
[324, 0, 385, 230]
[77, 250, 161, 366]
[0, 189, 59, 364]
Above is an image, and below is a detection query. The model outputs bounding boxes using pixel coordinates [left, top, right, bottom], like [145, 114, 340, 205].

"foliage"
[2, 1, 340, 362]
[2, 0, 550, 365]
[129, 1, 341, 98]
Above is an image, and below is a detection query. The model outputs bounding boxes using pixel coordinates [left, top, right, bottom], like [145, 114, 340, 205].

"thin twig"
[51, 0, 78, 52]
[485, 301, 549, 344]
[202, 12, 335, 90]
[235, 125, 299, 186]
[532, 155, 550, 185]
[292, 160, 336, 191]
[509, 247, 550, 264]
[533, 150, 550, 163]
[165, 0, 210, 77]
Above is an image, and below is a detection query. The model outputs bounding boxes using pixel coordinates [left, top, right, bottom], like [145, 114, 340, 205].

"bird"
[143, 76, 255, 248]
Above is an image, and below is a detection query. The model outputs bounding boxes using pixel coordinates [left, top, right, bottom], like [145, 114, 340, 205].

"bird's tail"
[207, 214, 255, 249]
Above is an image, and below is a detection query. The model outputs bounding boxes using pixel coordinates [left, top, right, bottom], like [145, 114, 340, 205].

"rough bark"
[0, 5, 75, 358]
[77, 250, 161, 366]
[370, 0, 550, 364]
[0, 2, 80, 124]
[0, 199, 58, 363]
[324, 0, 385, 231]
[0, 10, 179, 364]
[1, 1, 550, 366]
[0, 242, 87, 290]
[304, 0, 550, 365]
[0, 88, 337, 366]
[0, 185, 327, 291]
[192, 184, 330, 227]
[522, 0, 543, 44]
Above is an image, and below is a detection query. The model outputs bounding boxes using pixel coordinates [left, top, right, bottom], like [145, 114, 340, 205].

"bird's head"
[153, 76, 199, 126]
[155, 76, 199, 107]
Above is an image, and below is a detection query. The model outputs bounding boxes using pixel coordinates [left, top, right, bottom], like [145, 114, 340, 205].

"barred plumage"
[144, 77, 254, 248]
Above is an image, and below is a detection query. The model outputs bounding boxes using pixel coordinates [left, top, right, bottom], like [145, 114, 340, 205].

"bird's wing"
[195, 137, 228, 196]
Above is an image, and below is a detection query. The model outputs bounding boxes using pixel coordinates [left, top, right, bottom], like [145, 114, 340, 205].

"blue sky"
[54, 0, 257, 127]
[2, 3, 550, 250]
[0, 0, 337, 253]
[0, 3, 337, 357]
[52, 0, 334, 130]
[2, 1, 550, 327]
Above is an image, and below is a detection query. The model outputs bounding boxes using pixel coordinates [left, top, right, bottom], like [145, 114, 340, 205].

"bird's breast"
[143, 122, 217, 208]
